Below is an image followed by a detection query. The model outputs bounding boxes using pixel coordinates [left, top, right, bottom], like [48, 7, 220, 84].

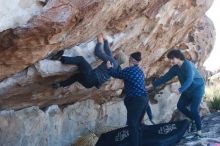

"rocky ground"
[176, 112, 220, 146]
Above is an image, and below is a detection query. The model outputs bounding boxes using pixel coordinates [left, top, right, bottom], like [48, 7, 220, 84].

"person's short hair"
[167, 49, 185, 60]
[130, 51, 141, 61]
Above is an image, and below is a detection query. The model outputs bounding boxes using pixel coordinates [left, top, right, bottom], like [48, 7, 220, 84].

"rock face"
[0, 100, 219, 146]
[0, 99, 127, 146]
[0, 0, 216, 145]
[0, 0, 215, 110]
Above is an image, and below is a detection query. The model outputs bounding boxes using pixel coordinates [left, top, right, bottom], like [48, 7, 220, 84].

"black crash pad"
[96, 120, 189, 146]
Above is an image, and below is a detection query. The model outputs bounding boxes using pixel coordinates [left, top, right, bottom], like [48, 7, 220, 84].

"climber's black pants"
[59, 56, 98, 88]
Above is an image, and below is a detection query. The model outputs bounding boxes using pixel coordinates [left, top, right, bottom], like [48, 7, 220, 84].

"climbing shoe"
[51, 83, 61, 89]
[195, 130, 203, 138]
[51, 50, 64, 60]
[188, 121, 197, 133]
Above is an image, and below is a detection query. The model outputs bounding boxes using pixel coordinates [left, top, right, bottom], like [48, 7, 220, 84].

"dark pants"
[177, 85, 204, 131]
[124, 96, 147, 146]
[59, 56, 98, 88]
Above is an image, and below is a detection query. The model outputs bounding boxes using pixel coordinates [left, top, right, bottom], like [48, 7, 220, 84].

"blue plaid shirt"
[108, 65, 147, 98]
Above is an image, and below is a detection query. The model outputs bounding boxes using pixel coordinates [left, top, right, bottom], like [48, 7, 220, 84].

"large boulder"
[0, 0, 216, 145]
[0, 99, 126, 146]
[0, 0, 215, 110]
[0, 100, 219, 146]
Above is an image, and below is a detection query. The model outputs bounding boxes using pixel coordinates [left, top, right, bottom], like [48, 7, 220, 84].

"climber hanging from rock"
[51, 33, 127, 89]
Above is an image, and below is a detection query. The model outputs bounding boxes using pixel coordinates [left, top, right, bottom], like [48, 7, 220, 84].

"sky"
[204, 0, 220, 71]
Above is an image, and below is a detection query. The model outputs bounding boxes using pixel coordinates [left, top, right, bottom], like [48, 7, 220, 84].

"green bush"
[210, 96, 220, 111]
[205, 86, 220, 111]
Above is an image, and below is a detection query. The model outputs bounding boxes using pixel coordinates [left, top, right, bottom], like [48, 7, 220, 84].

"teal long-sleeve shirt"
[152, 60, 205, 94]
